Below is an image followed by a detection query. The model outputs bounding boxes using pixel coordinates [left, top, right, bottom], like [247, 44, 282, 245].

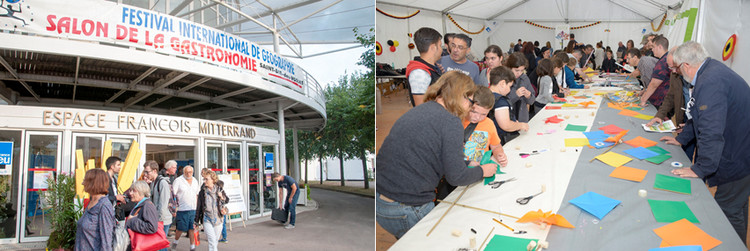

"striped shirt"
[637, 56, 658, 88]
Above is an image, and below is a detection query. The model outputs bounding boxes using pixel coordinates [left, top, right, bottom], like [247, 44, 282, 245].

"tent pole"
[695, 0, 706, 43]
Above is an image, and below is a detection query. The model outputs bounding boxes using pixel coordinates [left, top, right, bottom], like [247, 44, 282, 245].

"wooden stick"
[426, 184, 472, 236]
[479, 227, 495, 251]
[436, 199, 520, 219]
[492, 218, 514, 232]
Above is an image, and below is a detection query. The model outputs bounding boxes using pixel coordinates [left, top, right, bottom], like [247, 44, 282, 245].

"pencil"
[492, 218, 514, 232]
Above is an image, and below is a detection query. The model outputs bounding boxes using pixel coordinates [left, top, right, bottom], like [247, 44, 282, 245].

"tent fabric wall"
[702, 0, 750, 84]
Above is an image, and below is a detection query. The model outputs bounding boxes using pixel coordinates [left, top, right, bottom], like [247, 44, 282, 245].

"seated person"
[487, 66, 529, 144]
[463, 86, 509, 168]
[600, 49, 618, 73]
[564, 55, 587, 89]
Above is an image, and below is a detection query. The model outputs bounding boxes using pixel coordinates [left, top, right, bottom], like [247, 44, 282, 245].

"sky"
[261, 44, 369, 89]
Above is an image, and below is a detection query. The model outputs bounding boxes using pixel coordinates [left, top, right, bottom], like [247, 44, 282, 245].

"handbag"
[128, 221, 170, 251]
[112, 220, 129, 251]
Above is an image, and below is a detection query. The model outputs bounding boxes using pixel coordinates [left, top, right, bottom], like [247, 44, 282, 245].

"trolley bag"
[272, 208, 287, 223]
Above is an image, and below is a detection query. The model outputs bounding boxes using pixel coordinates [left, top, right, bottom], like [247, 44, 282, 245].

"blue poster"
[0, 141, 12, 175]
[264, 152, 274, 171]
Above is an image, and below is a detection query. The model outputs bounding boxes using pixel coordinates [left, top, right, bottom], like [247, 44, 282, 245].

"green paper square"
[625, 106, 644, 111]
[646, 154, 671, 164]
[484, 175, 495, 185]
[646, 146, 670, 155]
[551, 101, 566, 104]
[485, 234, 538, 251]
[654, 174, 692, 194]
[648, 199, 700, 223]
[565, 124, 588, 132]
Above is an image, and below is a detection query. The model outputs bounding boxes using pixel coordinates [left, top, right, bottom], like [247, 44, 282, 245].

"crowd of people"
[377, 27, 750, 244]
[74, 156, 303, 251]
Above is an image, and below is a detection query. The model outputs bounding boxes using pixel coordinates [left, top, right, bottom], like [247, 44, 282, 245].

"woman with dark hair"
[565, 40, 576, 53]
[376, 72, 498, 239]
[545, 41, 552, 50]
[620, 40, 636, 70]
[522, 42, 537, 74]
[534, 58, 562, 109]
[505, 52, 536, 124]
[478, 45, 504, 86]
[600, 49, 618, 73]
[76, 169, 115, 251]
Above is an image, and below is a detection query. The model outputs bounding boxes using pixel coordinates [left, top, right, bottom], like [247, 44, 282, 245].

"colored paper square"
[599, 124, 625, 135]
[634, 114, 655, 120]
[562, 103, 579, 108]
[595, 151, 632, 168]
[589, 138, 615, 149]
[580, 101, 596, 107]
[618, 109, 640, 117]
[647, 199, 699, 223]
[654, 174, 691, 194]
[609, 166, 648, 182]
[545, 106, 562, 110]
[545, 115, 564, 124]
[648, 246, 702, 251]
[624, 136, 658, 148]
[565, 138, 590, 147]
[607, 102, 624, 110]
[485, 234, 539, 251]
[625, 106, 644, 111]
[623, 147, 661, 160]
[646, 154, 671, 164]
[569, 191, 621, 220]
[583, 130, 609, 140]
[653, 219, 722, 251]
[647, 146, 670, 155]
[565, 124, 587, 132]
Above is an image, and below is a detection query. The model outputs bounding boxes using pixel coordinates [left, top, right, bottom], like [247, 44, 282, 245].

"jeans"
[375, 192, 435, 239]
[158, 224, 170, 251]
[284, 190, 301, 225]
[203, 216, 223, 251]
[715, 173, 750, 243]
[220, 215, 227, 240]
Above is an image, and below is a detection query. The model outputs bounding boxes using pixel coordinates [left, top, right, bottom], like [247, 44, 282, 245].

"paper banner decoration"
[599, 124, 625, 135]
[569, 192, 621, 220]
[624, 147, 661, 160]
[389, 46, 396, 52]
[595, 152, 632, 168]
[552, 96, 567, 102]
[609, 166, 648, 182]
[648, 199, 699, 223]
[653, 219, 721, 250]
[447, 14, 485, 35]
[517, 209, 574, 228]
[624, 136, 658, 148]
[376, 8, 420, 19]
[375, 42, 382, 55]
[654, 174, 691, 194]
[723, 34, 737, 61]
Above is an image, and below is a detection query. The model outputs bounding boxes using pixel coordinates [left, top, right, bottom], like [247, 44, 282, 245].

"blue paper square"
[583, 130, 609, 140]
[623, 147, 661, 160]
[569, 192, 621, 220]
[589, 138, 615, 149]
[648, 245, 702, 251]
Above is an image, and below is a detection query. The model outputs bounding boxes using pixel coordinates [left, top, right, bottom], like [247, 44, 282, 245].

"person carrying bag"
[126, 181, 169, 251]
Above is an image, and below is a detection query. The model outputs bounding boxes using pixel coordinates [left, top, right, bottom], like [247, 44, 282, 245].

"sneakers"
[219, 239, 228, 243]
[284, 224, 295, 229]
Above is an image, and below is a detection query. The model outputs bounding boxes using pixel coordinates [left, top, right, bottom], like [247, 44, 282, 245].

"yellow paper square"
[595, 151, 632, 168]
[565, 138, 590, 147]
[633, 114, 654, 120]
[562, 104, 579, 108]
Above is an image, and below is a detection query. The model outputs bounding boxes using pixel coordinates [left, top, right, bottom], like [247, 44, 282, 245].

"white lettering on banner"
[4, 0, 305, 92]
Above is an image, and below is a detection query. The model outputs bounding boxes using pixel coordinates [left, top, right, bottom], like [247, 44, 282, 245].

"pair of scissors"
[488, 177, 516, 189]
[516, 189, 545, 205]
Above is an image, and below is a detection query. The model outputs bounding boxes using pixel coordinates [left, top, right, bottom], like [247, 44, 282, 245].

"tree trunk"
[319, 157, 324, 184]
[304, 159, 308, 185]
[339, 152, 345, 186]
[361, 151, 369, 189]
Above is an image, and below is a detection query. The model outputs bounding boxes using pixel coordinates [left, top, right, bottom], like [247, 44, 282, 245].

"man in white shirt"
[171, 165, 200, 251]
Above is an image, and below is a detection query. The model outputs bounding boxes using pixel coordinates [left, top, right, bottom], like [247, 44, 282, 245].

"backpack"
[166, 177, 179, 215]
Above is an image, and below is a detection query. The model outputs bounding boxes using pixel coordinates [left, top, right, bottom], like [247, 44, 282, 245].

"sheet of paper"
[607, 102, 624, 110]
[642, 120, 676, 133]
[618, 109, 640, 117]
[609, 166, 648, 182]
[654, 174, 691, 194]
[545, 106, 562, 110]
[580, 101, 596, 108]
[646, 154, 671, 164]
[565, 138, 590, 147]
[648, 246, 702, 251]
[583, 130, 609, 140]
[634, 114, 655, 120]
[565, 124, 587, 132]
[595, 152, 632, 168]
[599, 124, 625, 135]
[624, 136, 658, 148]
[589, 138, 615, 149]
[653, 219, 722, 250]
[545, 116, 564, 123]
[562, 103, 579, 108]
[623, 147, 661, 160]
[648, 199, 699, 223]
[647, 146, 670, 155]
[569, 191, 621, 220]
[485, 234, 539, 251]
[625, 106, 644, 111]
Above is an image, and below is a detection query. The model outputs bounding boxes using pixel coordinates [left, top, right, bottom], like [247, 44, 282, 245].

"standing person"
[534, 58, 561, 109]
[441, 33, 455, 56]
[162, 160, 178, 183]
[171, 165, 200, 251]
[106, 156, 125, 206]
[626, 48, 658, 89]
[144, 160, 172, 251]
[76, 169, 115, 251]
[639, 35, 671, 108]
[217, 180, 228, 243]
[376, 72, 498, 239]
[273, 172, 299, 229]
[440, 34, 480, 84]
[195, 169, 229, 251]
[522, 42, 537, 74]
[616, 41, 626, 59]
[406, 27, 443, 107]
[594, 42, 604, 70]
[126, 181, 160, 251]
[660, 41, 750, 243]
[505, 52, 536, 124]
[533, 41, 541, 57]
[536, 47, 551, 64]
[477, 45, 504, 87]
[514, 39, 522, 52]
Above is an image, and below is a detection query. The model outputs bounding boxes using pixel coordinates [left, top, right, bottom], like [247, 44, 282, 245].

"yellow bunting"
[651, 13, 667, 32]
[376, 8, 420, 19]
[447, 14, 485, 34]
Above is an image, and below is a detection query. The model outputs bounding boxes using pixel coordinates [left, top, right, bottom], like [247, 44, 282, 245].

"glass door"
[21, 131, 61, 242]
[246, 145, 261, 217]
[206, 141, 224, 174]
[226, 143, 241, 175]
[0, 130, 22, 243]
[261, 144, 277, 212]
[72, 133, 104, 171]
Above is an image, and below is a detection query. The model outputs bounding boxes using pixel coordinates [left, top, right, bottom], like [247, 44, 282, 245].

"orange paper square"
[609, 166, 648, 182]
[607, 102, 624, 110]
[653, 219, 722, 250]
[624, 136, 658, 148]
[618, 109, 640, 117]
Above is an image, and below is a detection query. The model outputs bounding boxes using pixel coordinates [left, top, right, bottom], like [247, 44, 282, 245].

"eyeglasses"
[450, 43, 467, 51]
[669, 62, 684, 72]
[466, 97, 476, 106]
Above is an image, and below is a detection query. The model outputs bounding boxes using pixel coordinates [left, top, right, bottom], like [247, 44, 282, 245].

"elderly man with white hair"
[660, 41, 750, 243]
[171, 165, 200, 251]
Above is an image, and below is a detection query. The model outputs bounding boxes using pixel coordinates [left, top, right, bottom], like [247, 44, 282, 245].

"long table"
[388, 87, 746, 250]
